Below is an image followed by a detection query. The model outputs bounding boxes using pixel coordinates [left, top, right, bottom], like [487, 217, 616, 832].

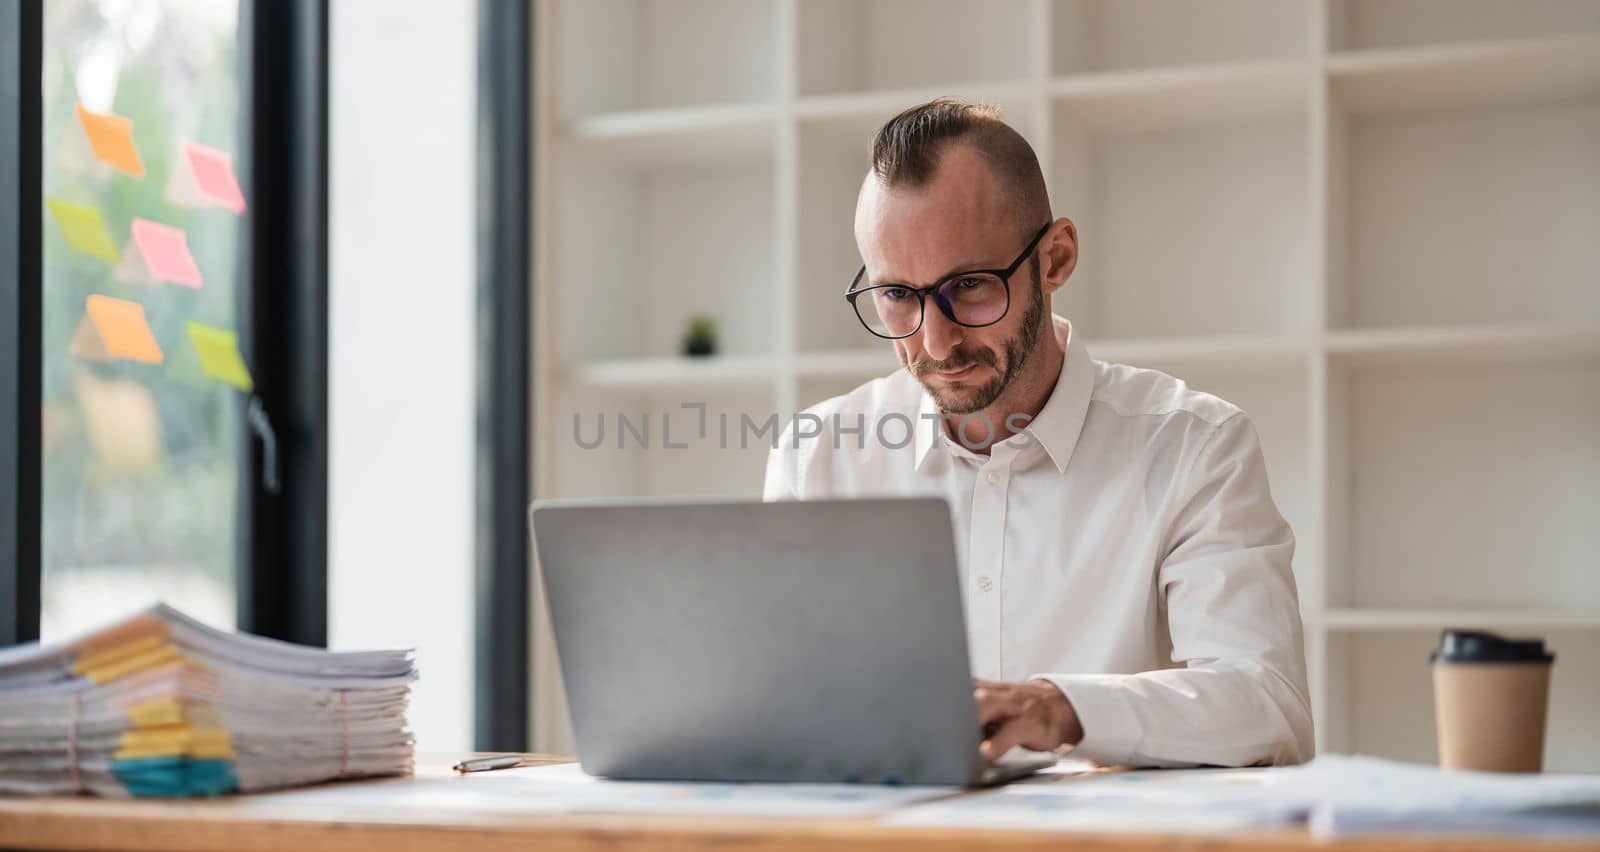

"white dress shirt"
[764, 316, 1313, 768]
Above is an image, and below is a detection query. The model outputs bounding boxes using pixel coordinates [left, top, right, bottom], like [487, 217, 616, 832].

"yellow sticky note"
[73, 633, 170, 676]
[123, 698, 186, 728]
[45, 198, 120, 262]
[76, 103, 146, 178]
[185, 323, 253, 392]
[74, 295, 164, 365]
[82, 644, 183, 685]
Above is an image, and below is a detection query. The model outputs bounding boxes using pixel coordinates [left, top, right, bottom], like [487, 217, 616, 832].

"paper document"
[887, 766, 1304, 834]
[1270, 755, 1600, 838]
[477, 761, 958, 818]
[892, 755, 1600, 837]
[253, 761, 953, 820]
[246, 775, 575, 816]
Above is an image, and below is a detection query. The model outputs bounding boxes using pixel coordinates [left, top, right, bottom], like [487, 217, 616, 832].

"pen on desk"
[453, 755, 526, 773]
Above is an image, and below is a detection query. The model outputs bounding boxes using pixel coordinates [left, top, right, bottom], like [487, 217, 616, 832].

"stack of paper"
[1272, 755, 1600, 839]
[0, 604, 415, 797]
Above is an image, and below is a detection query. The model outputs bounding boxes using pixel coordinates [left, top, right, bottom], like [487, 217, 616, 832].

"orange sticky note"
[115, 218, 203, 289]
[167, 142, 247, 214]
[71, 295, 164, 365]
[75, 103, 146, 179]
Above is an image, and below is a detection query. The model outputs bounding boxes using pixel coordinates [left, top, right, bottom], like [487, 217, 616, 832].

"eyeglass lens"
[857, 273, 1009, 338]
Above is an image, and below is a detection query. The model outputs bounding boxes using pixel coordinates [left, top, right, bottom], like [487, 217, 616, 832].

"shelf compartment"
[1052, 101, 1313, 340]
[1327, 85, 1600, 331]
[1050, 60, 1311, 134]
[561, 103, 777, 168]
[555, 154, 776, 364]
[1327, 0, 1600, 52]
[1053, 0, 1312, 75]
[1326, 359, 1600, 612]
[1323, 630, 1600, 772]
[1328, 34, 1600, 115]
[797, 0, 1035, 97]
[556, 0, 777, 117]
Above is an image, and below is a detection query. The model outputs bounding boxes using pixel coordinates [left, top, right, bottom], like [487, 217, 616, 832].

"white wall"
[329, 0, 476, 754]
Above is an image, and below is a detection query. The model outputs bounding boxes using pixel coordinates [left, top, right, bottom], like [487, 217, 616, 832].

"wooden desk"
[0, 754, 1588, 852]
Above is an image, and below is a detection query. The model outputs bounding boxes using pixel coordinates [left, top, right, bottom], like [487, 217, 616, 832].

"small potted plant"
[683, 314, 717, 357]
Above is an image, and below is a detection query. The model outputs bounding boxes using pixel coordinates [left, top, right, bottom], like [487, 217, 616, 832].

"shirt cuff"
[1035, 673, 1143, 766]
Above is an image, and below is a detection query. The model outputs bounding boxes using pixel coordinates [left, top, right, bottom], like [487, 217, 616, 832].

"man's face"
[854, 145, 1045, 415]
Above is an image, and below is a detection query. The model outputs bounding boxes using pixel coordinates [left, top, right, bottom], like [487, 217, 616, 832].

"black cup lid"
[1431, 630, 1554, 664]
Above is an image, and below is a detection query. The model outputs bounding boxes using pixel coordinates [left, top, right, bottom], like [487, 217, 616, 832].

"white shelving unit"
[531, 0, 1600, 764]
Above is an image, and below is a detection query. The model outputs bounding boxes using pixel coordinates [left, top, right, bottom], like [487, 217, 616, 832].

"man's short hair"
[868, 98, 1051, 226]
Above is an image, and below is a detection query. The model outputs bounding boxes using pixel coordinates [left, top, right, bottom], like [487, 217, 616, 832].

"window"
[3, 0, 329, 648]
[5, 0, 530, 752]
[40, 0, 247, 638]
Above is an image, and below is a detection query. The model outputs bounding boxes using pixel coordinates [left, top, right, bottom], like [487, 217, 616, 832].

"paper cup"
[1431, 630, 1554, 773]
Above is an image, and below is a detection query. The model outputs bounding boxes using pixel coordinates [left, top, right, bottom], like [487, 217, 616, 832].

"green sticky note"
[46, 198, 121, 262]
[185, 322, 254, 392]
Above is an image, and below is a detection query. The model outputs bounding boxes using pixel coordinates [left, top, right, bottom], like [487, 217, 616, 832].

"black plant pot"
[684, 338, 715, 357]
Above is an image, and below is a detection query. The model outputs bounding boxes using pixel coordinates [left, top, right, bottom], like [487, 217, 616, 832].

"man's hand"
[974, 678, 1084, 763]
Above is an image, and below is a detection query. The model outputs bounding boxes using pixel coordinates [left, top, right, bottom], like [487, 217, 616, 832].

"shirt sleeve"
[1036, 412, 1314, 768]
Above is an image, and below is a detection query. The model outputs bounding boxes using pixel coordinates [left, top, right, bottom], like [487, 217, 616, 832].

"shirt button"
[986, 471, 1002, 485]
[977, 576, 993, 592]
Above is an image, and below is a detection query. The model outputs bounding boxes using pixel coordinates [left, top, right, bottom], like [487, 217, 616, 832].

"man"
[764, 99, 1312, 768]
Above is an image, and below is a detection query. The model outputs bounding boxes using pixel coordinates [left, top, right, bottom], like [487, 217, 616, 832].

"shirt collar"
[913, 384, 942, 470]
[914, 314, 1094, 474]
[1027, 315, 1094, 473]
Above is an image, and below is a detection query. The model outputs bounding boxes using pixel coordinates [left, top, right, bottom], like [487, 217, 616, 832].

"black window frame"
[1, 0, 44, 647]
[0, 0, 330, 648]
[238, 0, 331, 646]
[475, 0, 533, 752]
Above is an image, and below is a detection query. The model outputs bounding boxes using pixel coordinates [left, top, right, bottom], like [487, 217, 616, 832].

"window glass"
[41, 0, 247, 637]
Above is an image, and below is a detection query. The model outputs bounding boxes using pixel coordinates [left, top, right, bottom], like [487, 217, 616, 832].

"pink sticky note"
[129, 219, 204, 289]
[183, 142, 247, 213]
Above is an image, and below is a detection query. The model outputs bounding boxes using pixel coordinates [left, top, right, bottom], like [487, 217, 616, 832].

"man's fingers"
[975, 679, 1077, 761]
[980, 720, 1028, 763]
[974, 688, 1021, 727]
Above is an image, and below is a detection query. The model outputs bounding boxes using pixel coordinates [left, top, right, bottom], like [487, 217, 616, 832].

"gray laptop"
[529, 496, 1053, 787]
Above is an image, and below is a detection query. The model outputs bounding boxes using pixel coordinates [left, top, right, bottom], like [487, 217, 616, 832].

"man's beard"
[911, 257, 1045, 416]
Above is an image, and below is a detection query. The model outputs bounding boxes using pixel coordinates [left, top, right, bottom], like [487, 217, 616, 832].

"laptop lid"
[530, 496, 987, 786]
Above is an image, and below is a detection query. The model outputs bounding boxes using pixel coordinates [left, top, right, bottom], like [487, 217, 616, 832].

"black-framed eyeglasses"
[843, 223, 1050, 340]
